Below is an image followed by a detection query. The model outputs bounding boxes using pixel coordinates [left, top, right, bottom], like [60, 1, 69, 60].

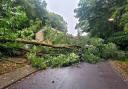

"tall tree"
[47, 12, 67, 32]
[75, 0, 126, 38]
[75, 0, 128, 50]
[15, 0, 48, 25]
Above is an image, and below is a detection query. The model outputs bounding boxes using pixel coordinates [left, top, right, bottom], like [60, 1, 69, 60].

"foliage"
[0, 4, 29, 30]
[2, 0, 128, 67]
[0, 0, 68, 40]
[109, 32, 128, 50]
[80, 36, 119, 63]
[0, 42, 24, 57]
[83, 53, 100, 64]
[16, 0, 48, 24]
[113, 51, 128, 61]
[87, 37, 104, 46]
[47, 12, 67, 32]
[45, 53, 79, 67]
[43, 26, 74, 44]
[101, 43, 118, 59]
[75, 0, 113, 38]
[27, 52, 47, 69]
[0, 0, 29, 39]
[83, 46, 100, 64]
[26, 45, 79, 69]
[76, 36, 104, 49]
[27, 52, 79, 69]
[16, 0, 67, 31]
[75, 36, 87, 46]
[0, 0, 69, 58]
[75, 0, 128, 50]
[17, 18, 42, 39]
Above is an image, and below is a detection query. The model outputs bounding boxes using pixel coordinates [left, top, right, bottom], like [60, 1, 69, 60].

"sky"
[45, 0, 79, 36]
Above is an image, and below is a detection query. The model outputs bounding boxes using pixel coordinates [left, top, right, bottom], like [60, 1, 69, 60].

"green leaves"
[43, 27, 73, 45]
[0, 1, 29, 30]
[109, 32, 128, 50]
[47, 12, 67, 32]
[27, 52, 79, 69]
[75, 0, 128, 50]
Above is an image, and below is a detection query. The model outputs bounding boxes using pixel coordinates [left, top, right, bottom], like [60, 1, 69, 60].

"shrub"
[88, 37, 104, 46]
[109, 32, 128, 50]
[113, 51, 128, 61]
[83, 53, 100, 64]
[102, 43, 118, 59]
[82, 41, 118, 63]
[83, 47, 101, 64]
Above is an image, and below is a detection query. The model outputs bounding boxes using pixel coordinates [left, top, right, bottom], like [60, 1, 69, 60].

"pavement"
[6, 62, 128, 89]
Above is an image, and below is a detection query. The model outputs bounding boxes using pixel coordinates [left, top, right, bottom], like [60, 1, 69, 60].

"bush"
[88, 37, 104, 46]
[82, 41, 118, 63]
[83, 53, 100, 64]
[102, 43, 118, 59]
[113, 51, 128, 61]
[109, 32, 128, 50]
[83, 47, 101, 64]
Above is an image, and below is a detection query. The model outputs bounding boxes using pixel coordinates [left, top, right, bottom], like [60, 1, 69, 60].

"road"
[6, 62, 128, 89]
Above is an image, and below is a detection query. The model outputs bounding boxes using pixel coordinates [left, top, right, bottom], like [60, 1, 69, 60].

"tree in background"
[15, 0, 67, 32]
[47, 12, 67, 32]
[15, 0, 48, 25]
[0, 0, 67, 39]
[75, 0, 128, 50]
[0, 0, 29, 38]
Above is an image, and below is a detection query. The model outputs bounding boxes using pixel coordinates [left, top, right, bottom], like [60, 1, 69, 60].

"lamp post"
[108, 18, 114, 22]
[108, 17, 114, 34]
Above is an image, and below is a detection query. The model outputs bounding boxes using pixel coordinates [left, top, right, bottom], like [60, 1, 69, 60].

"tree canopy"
[48, 12, 67, 32]
[75, 0, 128, 50]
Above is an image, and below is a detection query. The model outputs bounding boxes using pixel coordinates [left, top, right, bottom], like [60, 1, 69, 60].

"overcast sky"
[45, 0, 79, 36]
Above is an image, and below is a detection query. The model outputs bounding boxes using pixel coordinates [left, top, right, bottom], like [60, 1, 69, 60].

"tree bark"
[0, 38, 81, 49]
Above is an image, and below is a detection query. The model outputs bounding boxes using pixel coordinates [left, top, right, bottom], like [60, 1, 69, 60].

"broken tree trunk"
[0, 38, 81, 49]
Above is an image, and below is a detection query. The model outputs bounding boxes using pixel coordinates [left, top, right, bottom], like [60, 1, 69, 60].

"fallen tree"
[0, 38, 81, 49]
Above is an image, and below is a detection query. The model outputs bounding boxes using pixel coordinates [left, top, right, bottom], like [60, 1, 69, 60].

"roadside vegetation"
[75, 0, 128, 78]
[110, 60, 128, 80]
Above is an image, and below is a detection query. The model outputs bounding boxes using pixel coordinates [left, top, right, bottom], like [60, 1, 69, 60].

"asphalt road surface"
[6, 62, 128, 89]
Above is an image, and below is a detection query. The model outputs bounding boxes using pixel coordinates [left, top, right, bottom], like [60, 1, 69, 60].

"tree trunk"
[0, 38, 81, 49]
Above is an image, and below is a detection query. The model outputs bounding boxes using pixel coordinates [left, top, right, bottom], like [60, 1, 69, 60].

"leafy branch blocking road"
[0, 37, 82, 69]
[1, 36, 128, 70]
